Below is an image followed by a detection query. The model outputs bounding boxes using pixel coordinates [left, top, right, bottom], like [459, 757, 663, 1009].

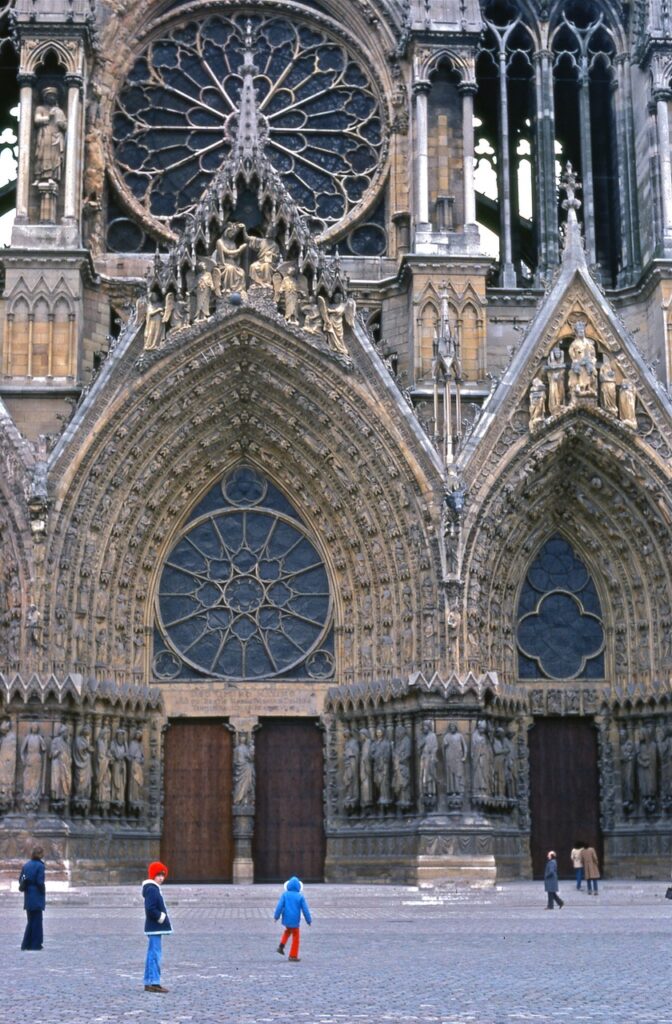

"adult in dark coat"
[19, 846, 46, 949]
[543, 850, 564, 910]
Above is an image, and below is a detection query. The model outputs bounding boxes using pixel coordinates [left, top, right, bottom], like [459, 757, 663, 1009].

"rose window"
[111, 13, 386, 238]
[155, 467, 333, 680]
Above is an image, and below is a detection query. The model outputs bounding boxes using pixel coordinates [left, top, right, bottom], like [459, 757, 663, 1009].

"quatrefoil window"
[112, 13, 386, 238]
[517, 535, 605, 680]
[155, 467, 333, 680]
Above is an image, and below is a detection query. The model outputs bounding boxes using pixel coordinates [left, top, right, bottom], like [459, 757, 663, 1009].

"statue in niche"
[568, 320, 597, 399]
[442, 722, 467, 798]
[127, 728, 145, 815]
[95, 725, 112, 813]
[233, 733, 255, 807]
[21, 723, 46, 811]
[342, 727, 359, 811]
[471, 719, 493, 798]
[110, 728, 128, 813]
[49, 723, 72, 809]
[636, 723, 658, 809]
[318, 293, 355, 357]
[214, 222, 247, 297]
[618, 380, 637, 429]
[248, 228, 280, 288]
[418, 719, 438, 809]
[359, 728, 373, 808]
[492, 726, 509, 798]
[528, 377, 547, 428]
[392, 724, 412, 808]
[34, 86, 67, 183]
[274, 265, 303, 325]
[546, 345, 566, 413]
[599, 357, 618, 415]
[163, 290, 189, 332]
[301, 297, 323, 335]
[618, 726, 636, 812]
[0, 718, 17, 811]
[194, 262, 217, 321]
[372, 725, 392, 808]
[143, 291, 165, 351]
[72, 724, 94, 809]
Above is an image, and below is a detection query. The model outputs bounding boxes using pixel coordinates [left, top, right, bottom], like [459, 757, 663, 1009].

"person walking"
[570, 842, 585, 891]
[581, 844, 601, 895]
[142, 861, 172, 992]
[19, 846, 46, 950]
[544, 850, 564, 910]
[274, 875, 312, 962]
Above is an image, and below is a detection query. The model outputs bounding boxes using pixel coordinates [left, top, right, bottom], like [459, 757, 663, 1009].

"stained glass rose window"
[111, 13, 386, 239]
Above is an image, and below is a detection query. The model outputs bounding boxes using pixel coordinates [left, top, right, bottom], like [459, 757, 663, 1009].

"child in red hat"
[142, 862, 172, 992]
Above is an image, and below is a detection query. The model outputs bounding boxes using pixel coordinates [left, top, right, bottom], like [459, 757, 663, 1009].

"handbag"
[665, 886, 672, 900]
[18, 873, 26, 893]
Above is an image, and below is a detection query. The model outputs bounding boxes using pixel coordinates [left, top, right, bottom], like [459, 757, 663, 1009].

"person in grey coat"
[544, 850, 564, 909]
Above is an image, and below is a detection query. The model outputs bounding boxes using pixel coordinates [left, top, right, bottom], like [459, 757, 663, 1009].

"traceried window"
[111, 13, 385, 243]
[153, 466, 334, 682]
[516, 534, 604, 680]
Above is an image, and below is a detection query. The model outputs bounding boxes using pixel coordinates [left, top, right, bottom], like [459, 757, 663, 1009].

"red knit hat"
[148, 861, 168, 880]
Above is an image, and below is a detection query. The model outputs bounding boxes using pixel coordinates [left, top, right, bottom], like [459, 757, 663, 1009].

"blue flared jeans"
[144, 934, 162, 985]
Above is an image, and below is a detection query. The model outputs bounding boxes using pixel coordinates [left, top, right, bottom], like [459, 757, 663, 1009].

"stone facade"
[1, 0, 672, 883]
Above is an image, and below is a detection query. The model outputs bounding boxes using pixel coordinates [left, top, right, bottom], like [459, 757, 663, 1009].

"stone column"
[655, 89, 672, 251]
[63, 74, 83, 223]
[413, 80, 431, 228]
[231, 720, 257, 884]
[460, 83, 477, 227]
[578, 59, 597, 266]
[15, 73, 36, 222]
[496, 43, 516, 288]
[533, 49, 559, 277]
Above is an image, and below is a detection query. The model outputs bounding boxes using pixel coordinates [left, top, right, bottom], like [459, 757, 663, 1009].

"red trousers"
[280, 927, 300, 958]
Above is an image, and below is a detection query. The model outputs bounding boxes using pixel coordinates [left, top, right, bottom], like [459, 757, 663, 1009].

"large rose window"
[154, 467, 333, 681]
[111, 13, 386, 239]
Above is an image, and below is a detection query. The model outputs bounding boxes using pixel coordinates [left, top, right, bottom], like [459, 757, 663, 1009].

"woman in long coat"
[580, 844, 601, 895]
[543, 850, 564, 909]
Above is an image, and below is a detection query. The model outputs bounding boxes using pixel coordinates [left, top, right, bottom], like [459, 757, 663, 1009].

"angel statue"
[143, 290, 165, 351]
[214, 222, 247, 298]
[318, 292, 356, 357]
[194, 261, 217, 321]
[163, 290, 189, 333]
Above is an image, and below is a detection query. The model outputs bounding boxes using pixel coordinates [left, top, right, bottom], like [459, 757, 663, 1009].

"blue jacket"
[544, 858, 559, 893]
[19, 857, 46, 912]
[274, 876, 312, 928]
[142, 880, 173, 935]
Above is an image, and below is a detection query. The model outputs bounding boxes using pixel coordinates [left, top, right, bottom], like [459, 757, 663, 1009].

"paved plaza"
[0, 880, 670, 1024]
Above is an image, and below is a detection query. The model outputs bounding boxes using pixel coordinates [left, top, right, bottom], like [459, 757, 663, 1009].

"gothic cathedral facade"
[0, 0, 672, 885]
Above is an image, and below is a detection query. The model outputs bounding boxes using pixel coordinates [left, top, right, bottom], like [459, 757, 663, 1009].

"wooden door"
[253, 718, 325, 883]
[161, 720, 233, 882]
[528, 717, 602, 879]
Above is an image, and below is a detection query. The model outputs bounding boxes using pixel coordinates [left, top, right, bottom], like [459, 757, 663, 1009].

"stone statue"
[504, 728, 517, 799]
[163, 290, 189, 332]
[194, 263, 216, 321]
[110, 727, 128, 812]
[618, 726, 636, 811]
[127, 728, 145, 814]
[233, 733, 255, 807]
[636, 724, 658, 806]
[143, 291, 165, 350]
[471, 719, 493, 798]
[301, 297, 323, 335]
[0, 718, 17, 811]
[660, 725, 672, 803]
[599, 356, 618, 414]
[392, 724, 412, 808]
[50, 723, 72, 809]
[276, 266, 302, 325]
[21, 723, 46, 811]
[215, 223, 247, 297]
[492, 726, 509, 798]
[34, 86, 67, 183]
[442, 722, 467, 797]
[359, 728, 373, 808]
[618, 380, 637, 428]
[568, 320, 597, 399]
[547, 345, 566, 413]
[418, 719, 438, 808]
[95, 725, 112, 812]
[249, 230, 280, 288]
[318, 293, 355, 357]
[342, 727, 359, 811]
[372, 725, 392, 808]
[72, 724, 94, 809]
[528, 377, 546, 428]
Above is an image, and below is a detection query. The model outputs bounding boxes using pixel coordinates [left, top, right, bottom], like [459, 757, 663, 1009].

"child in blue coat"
[142, 861, 172, 992]
[274, 875, 312, 961]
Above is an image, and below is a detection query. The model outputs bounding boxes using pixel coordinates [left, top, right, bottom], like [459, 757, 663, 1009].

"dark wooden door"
[253, 718, 325, 883]
[528, 717, 602, 879]
[161, 720, 233, 882]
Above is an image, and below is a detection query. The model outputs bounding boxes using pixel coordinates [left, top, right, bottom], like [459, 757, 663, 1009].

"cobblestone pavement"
[1, 880, 670, 1024]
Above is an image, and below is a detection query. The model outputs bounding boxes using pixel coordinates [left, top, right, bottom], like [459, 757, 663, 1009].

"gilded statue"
[214, 223, 247, 297]
[546, 345, 566, 413]
[318, 293, 356, 357]
[249, 229, 280, 288]
[568, 320, 597, 399]
[599, 356, 618, 414]
[618, 380, 637, 428]
[528, 377, 547, 428]
[194, 262, 216, 321]
[143, 291, 165, 350]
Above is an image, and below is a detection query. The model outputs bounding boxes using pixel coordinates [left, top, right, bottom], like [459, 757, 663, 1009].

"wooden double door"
[161, 717, 325, 883]
[528, 717, 602, 879]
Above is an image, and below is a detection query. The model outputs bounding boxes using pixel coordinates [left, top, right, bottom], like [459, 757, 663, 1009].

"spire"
[232, 20, 266, 168]
[559, 161, 586, 267]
